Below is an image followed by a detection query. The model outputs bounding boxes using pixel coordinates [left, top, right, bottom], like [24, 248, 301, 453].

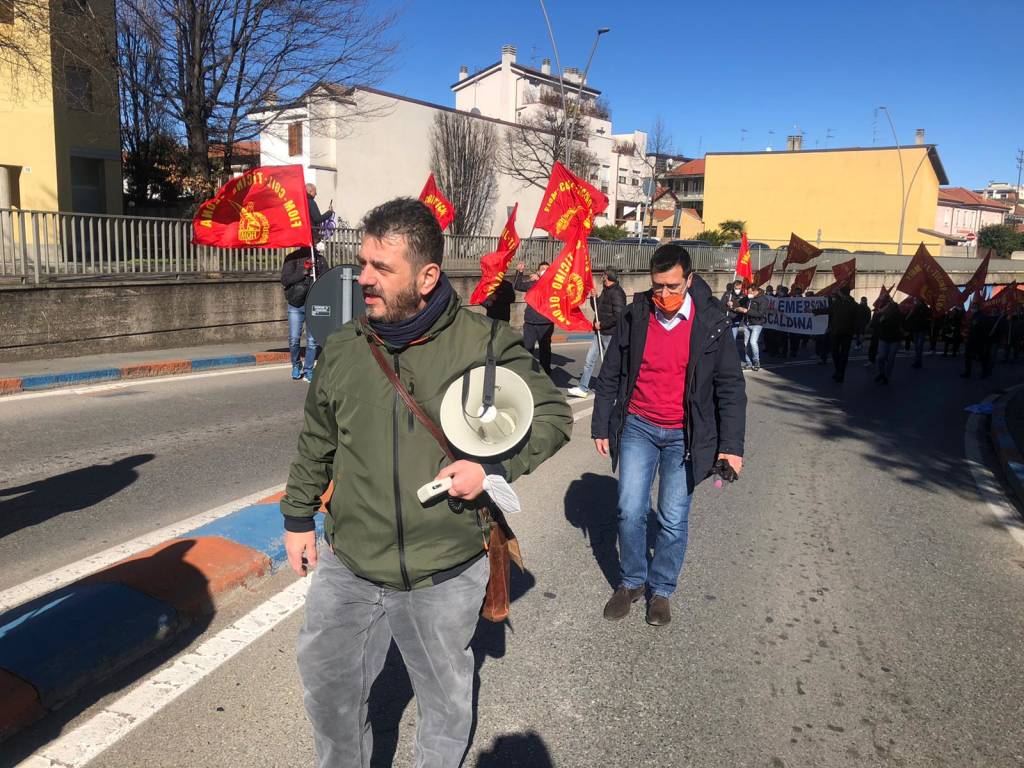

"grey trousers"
[297, 551, 488, 768]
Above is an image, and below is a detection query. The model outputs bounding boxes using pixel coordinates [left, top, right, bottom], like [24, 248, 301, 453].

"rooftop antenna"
[740, 128, 748, 147]
[1016, 148, 1023, 194]
[825, 128, 835, 148]
[767, 129, 775, 151]
[871, 109, 879, 145]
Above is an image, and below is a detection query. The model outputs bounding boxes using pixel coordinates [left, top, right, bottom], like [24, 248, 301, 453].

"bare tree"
[648, 115, 675, 157]
[429, 111, 498, 237]
[500, 106, 599, 190]
[118, 0, 397, 196]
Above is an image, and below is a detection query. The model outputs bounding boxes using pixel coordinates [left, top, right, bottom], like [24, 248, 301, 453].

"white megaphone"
[416, 363, 534, 505]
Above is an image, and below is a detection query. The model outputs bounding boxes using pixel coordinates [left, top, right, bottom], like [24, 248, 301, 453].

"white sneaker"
[567, 386, 591, 398]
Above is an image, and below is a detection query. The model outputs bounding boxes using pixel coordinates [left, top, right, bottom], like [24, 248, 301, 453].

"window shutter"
[288, 123, 303, 157]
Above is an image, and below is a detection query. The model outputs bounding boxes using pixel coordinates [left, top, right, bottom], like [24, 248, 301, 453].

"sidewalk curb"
[990, 383, 1024, 510]
[2, 352, 292, 396]
[0, 489, 318, 742]
[551, 333, 593, 344]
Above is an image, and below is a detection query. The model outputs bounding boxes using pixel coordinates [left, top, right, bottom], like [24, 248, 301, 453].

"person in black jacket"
[481, 278, 515, 322]
[591, 244, 746, 627]
[569, 268, 627, 397]
[854, 296, 871, 349]
[513, 260, 554, 375]
[737, 284, 768, 371]
[281, 249, 328, 381]
[828, 286, 859, 382]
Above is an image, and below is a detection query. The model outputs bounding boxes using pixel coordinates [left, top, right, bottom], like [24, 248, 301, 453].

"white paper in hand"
[483, 475, 521, 515]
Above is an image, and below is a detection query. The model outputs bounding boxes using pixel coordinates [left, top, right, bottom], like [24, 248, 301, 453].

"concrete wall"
[6, 265, 1024, 363]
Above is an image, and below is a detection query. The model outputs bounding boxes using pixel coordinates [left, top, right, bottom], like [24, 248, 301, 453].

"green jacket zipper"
[392, 352, 412, 590]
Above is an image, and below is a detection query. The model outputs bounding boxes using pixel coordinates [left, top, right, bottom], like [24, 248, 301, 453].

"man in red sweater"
[591, 244, 746, 626]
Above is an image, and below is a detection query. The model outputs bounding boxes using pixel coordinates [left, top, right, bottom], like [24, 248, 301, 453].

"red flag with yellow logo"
[734, 233, 754, 285]
[192, 165, 311, 248]
[897, 243, 961, 316]
[533, 162, 608, 241]
[419, 174, 455, 231]
[790, 265, 817, 293]
[525, 223, 594, 331]
[960, 250, 991, 301]
[470, 204, 521, 305]
[820, 258, 856, 296]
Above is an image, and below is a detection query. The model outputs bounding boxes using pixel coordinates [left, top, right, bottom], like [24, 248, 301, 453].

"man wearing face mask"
[513, 260, 555, 375]
[591, 243, 746, 627]
[281, 198, 573, 768]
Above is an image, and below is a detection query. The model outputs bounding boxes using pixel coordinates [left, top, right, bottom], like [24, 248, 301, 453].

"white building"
[452, 45, 655, 232]
[256, 84, 544, 237]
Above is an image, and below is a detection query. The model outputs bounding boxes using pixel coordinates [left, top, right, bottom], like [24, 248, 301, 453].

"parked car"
[726, 239, 774, 250]
[616, 236, 661, 246]
[668, 239, 711, 248]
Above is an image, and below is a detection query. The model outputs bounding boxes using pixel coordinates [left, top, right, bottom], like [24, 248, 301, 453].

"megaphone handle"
[417, 476, 453, 504]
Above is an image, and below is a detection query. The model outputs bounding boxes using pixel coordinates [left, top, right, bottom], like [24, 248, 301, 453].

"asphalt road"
[5, 342, 1024, 768]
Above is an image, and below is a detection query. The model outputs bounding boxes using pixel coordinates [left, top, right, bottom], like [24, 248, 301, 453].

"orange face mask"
[653, 292, 684, 314]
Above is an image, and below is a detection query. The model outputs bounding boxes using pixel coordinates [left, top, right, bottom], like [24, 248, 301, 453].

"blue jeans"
[617, 414, 694, 598]
[577, 334, 612, 392]
[288, 304, 318, 375]
[736, 324, 763, 366]
[877, 340, 898, 378]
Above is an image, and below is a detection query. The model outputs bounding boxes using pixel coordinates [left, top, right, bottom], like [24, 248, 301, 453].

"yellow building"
[702, 142, 949, 254]
[0, 0, 121, 213]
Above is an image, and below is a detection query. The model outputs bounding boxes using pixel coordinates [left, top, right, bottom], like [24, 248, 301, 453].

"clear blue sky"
[377, 0, 1023, 190]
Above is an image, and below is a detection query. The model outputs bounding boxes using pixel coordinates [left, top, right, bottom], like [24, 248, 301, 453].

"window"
[618, 175, 626, 184]
[0, 0, 13, 25]
[65, 67, 92, 111]
[288, 122, 303, 156]
[631, 178, 639, 186]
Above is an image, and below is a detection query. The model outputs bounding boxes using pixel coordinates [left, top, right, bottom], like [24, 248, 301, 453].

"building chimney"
[786, 134, 803, 151]
[541, 58, 551, 75]
[915, 128, 925, 145]
[564, 66, 580, 84]
[501, 44, 517, 67]
[458, 65, 468, 82]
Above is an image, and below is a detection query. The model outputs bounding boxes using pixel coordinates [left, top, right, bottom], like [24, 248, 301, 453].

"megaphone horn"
[441, 365, 534, 459]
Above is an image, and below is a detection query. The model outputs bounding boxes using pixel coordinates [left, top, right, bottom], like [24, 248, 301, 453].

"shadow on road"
[757, 344, 1023, 505]
[0, 454, 155, 539]
[1, 539, 215, 765]
[474, 730, 555, 767]
[368, 566, 537, 768]
[564, 472, 620, 588]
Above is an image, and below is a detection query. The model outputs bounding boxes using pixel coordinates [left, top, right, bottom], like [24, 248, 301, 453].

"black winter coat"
[745, 294, 769, 325]
[592, 275, 747, 490]
[482, 279, 515, 322]
[281, 251, 328, 308]
[596, 282, 627, 335]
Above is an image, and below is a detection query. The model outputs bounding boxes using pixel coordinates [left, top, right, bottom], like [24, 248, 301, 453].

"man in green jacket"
[281, 197, 572, 768]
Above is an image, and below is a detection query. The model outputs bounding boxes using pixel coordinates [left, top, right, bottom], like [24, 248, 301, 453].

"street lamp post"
[567, 27, 610, 168]
[537, 0, 572, 166]
[878, 106, 907, 256]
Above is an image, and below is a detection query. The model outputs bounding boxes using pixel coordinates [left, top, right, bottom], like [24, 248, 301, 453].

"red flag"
[873, 284, 892, 310]
[734, 233, 754, 285]
[981, 282, 1022, 313]
[782, 232, 823, 270]
[533, 161, 608, 241]
[192, 165, 311, 248]
[752, 258, 775, 287]
[896, 243, 961, 316]
[960, 250, 991, 301]
[832, 258, 857, 289]
[419, 174, 455, 231]
[525, 224, 594, 331]
[790, 265, 817, 293]
[898, 296, 917, 315]
[470, 204, 521, 305]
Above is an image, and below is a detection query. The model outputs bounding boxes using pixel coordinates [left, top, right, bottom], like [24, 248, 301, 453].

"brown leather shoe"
[603, 586, 645, 620]
[646, 596, 671, 626]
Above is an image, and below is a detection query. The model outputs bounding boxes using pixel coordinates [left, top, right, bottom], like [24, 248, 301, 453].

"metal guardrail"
[2, 208, 1020, 283]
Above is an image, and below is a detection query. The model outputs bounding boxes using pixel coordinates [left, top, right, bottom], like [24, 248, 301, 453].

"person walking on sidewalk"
[569, 267, 627, 398]
[281, 248, 328, 382]
[281, 198, 572, 768]
[513, 261, 555, 375]
[591, 243, 746, 627]
[828, 285, 858, 383]
[737, 284, 768, 371]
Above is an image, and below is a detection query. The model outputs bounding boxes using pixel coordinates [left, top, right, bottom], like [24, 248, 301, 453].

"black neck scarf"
[368, 273, 453, 348]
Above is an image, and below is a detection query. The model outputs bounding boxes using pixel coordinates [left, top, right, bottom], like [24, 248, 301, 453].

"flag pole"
[590, 292, 604, 362]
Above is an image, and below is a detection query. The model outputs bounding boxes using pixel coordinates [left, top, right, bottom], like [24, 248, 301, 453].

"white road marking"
[964, 394, 1024, 552]
[573, 406, 593, 421]
[0, 485, 284, 613]
[16, 577, 310, 768]
[0, 364, 291, 404]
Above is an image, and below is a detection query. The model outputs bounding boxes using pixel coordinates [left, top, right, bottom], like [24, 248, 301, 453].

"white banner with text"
[764, 296, 829, 336]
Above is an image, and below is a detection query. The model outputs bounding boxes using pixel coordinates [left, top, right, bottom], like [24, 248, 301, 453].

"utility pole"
[1016, 148, 1023, 195]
